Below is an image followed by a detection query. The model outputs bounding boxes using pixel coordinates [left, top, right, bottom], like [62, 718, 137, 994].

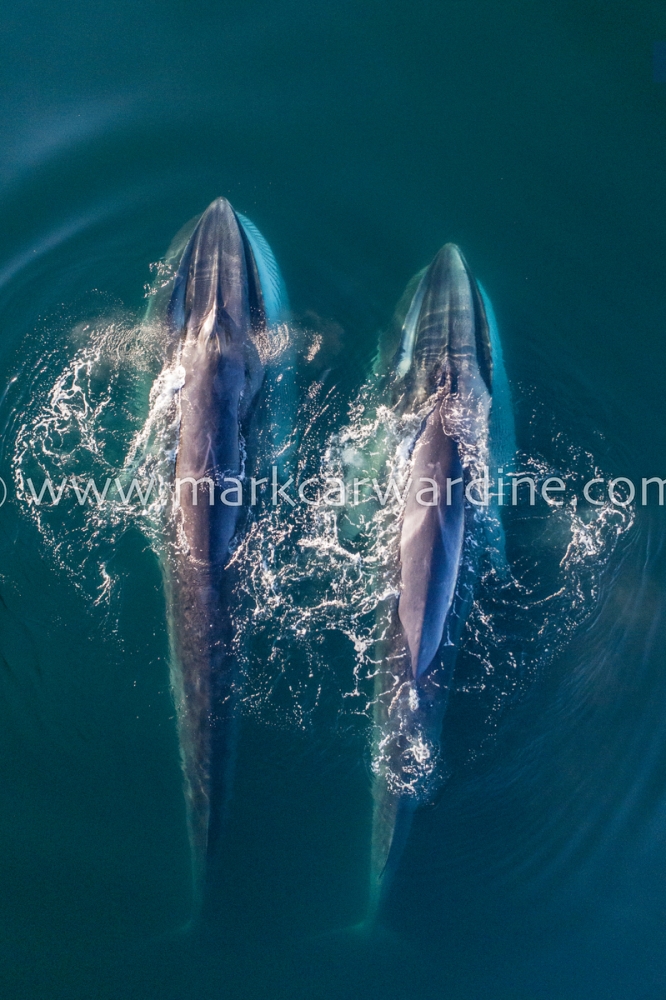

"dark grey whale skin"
[368, 244, 494, 921]
[396, 243, 491, 680]
[163, 197, 268, 917]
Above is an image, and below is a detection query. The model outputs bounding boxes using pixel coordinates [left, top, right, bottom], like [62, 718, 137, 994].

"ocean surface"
[1, 2, 666, 998]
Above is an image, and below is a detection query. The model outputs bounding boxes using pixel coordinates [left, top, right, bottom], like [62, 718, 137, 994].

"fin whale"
[162, 197, 288, 920]
[367, 244, 514, 920]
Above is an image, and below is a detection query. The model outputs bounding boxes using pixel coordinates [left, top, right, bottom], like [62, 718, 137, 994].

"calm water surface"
[1, 2, 666, 998]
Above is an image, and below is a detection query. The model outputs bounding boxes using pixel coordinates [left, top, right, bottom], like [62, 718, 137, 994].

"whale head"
[167, 197, 268, 346]
[394, 243, 492, 406]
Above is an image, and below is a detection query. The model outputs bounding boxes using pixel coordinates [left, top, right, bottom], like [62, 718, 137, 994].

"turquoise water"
[1, 2, 666, 997]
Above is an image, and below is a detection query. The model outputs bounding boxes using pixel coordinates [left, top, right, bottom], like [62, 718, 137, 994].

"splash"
[5, 305, 635, 781]
[9, 300, 167, 599]
[233, 368, 635, 793]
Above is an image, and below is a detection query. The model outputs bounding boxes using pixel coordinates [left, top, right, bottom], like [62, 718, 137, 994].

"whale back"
[393, 244, 495, 677]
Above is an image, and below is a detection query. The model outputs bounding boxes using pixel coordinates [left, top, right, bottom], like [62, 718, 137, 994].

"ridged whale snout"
[168, 197, 250, 340]
[394, 243, 472, 382]
[430, 242, 467, 281]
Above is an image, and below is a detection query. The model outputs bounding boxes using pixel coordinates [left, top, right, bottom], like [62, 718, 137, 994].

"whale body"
[367, 244, 514, 919]
[163, 197, 288, 917]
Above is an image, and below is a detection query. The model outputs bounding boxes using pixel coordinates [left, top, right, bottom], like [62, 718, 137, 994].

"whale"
[366, 243, 515, 920]
[161, 197, 289, 920]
